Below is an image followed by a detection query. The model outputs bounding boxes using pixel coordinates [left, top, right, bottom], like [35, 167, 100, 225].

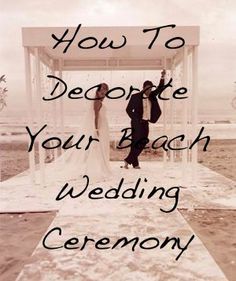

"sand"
[1, 139, 236, 181]
[198, 139, 236, 182]
[180, 209, 236, 281]
[0, 139, 235, 280]
[0, 212, 56, 281]
[0, 142, 33, 182]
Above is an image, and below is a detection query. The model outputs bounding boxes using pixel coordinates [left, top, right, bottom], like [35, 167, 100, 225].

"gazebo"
[22, 25, 200, 186]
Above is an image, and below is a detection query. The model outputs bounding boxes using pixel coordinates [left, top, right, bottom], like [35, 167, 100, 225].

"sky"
[0, 0, 236, 116]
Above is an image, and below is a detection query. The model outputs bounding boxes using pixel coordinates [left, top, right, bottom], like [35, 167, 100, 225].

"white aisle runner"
[4, 162, 230, 281]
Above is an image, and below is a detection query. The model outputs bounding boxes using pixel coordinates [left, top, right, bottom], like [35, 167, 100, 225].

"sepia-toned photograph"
[0, 1, 236, 280]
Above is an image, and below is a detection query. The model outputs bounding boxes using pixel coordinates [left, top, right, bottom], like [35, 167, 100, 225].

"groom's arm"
[151, 69, 166, 97]
[126, 95, 135, 119]
[151, 78, 165, 97]
[155, 98, 162, 121]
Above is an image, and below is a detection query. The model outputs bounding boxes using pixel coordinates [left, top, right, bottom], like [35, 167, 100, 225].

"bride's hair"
[95, 83, 109, 99]
[97, 83, 109, 92]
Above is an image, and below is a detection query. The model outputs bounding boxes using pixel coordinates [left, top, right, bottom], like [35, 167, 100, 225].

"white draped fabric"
[46, 103, 112, 183]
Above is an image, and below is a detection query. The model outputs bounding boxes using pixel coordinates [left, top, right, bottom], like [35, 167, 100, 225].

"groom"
[122, 70, 166, 169]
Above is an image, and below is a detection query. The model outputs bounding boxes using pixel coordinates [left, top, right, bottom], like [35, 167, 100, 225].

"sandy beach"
[1, 139, 236, 182]
[0, 139, 236, 281]
[180, 209, 236, 281]
[0, 212, 56, 281]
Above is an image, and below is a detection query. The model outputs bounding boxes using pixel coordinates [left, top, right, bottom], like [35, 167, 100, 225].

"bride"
[48, 83, 112, 183]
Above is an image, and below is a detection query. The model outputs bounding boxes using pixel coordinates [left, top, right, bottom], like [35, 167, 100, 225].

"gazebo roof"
[22, 26, 199, 71]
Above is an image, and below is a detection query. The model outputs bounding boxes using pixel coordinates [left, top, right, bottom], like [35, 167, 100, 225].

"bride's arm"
[94, 101, 102, 134]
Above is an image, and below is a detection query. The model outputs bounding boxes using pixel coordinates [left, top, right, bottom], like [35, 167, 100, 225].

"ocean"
[0, 108, 236, 141]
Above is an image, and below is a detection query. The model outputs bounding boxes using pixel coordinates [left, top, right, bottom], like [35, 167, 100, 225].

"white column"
[59, 59, 65, 157]
[173, 61, 178, 162]
[162, 57, 167, 163]
[51, 66, 58, 160]
[170, 59, 175, 163]
[24, 47, 36, 185]
[35, 48, 45, 186]
[191, 46, 199, 182]
[187, 50, 193, 164]
[181, 46, 188, 182]
[44, 63, 54, 162]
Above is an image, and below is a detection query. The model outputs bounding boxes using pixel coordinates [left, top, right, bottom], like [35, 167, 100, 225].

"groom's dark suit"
[125, 78, 164, 167]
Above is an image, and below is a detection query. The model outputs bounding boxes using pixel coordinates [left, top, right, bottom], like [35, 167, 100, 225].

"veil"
[45, 94, 112, 184]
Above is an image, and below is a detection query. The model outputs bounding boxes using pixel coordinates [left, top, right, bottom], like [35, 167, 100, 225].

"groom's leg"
[125, 121, 148, 167]
[132, 121, 149, 166]
[124, 122, 140, 166]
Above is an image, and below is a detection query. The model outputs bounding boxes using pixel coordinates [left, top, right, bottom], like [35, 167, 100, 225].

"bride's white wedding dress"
[47, 103, 112, 183]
